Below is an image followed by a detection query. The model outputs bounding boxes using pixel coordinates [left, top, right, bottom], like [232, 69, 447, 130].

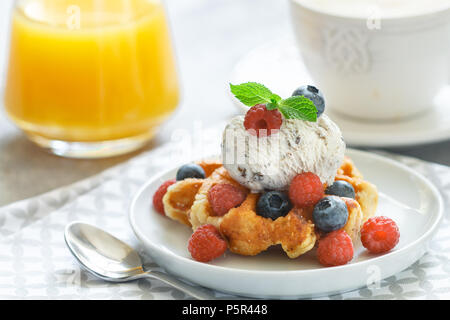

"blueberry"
[325, 181, 355, 199]
[176, 164, 206, 181]
[313, 196, 348, 232]
[256, 191, 292, 220]
[292, 85, 325, 117]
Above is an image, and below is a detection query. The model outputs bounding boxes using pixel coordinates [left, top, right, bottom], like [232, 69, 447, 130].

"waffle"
[163, 159, 222, 226]
[163, 178, 202, 226]
[335, 157, 378, 222]
[162, 158, 378, 258]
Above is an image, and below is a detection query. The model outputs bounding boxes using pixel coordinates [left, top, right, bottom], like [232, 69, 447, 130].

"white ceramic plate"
[129, 149, 443, 299]
[229, 37, 450, 148]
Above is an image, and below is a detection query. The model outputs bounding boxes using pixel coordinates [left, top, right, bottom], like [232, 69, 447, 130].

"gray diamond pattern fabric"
[0, 131, 449, 299]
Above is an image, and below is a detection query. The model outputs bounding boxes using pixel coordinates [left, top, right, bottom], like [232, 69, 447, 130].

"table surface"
[0, 0, 449, 207]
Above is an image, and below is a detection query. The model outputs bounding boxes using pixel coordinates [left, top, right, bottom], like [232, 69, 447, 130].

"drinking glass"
[4, 0, 180, 158]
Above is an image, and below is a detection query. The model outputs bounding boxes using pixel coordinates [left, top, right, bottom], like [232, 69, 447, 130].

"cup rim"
[289, 0, 450, 22]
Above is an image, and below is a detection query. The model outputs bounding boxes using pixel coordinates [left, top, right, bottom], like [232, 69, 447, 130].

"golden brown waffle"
[341, 197, 364, 243]
[163, 159, 222, 227]
[163, 178, 202, 226]
[220, 196, 316, 258]
[162, 157, 378, 258]
[335, 157, 378, 222]
[190, 166, 247, 230]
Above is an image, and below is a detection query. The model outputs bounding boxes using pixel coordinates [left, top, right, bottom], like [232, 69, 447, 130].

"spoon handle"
[142, 271, 215, 300]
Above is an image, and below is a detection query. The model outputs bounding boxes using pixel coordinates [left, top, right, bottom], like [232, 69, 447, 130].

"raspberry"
[317, 230, 354, 267]
[208, 183, 247, 216]
[244, 104, 282, 137]
[152, 179, 176, 215]
[361, 216, 400, 254]
[188, 224, 227, 262]
[289, 172, 324, 207]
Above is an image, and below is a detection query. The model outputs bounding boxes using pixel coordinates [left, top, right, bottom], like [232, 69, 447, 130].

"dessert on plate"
[153, 83, 399, 267]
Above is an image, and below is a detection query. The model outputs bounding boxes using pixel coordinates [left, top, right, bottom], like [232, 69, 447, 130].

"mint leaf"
[278, 96, 318, 122]
[266, 94, 281, 110]
[230, 82, 273, 106]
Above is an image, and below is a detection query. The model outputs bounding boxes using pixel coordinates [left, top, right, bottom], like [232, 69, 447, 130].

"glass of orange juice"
[4, 0, 180, 158]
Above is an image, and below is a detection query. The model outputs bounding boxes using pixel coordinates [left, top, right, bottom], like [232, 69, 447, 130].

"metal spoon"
[64, 222, 214, 300]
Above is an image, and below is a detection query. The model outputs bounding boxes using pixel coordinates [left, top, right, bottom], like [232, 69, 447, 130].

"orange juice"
[4, 0, 179, 147]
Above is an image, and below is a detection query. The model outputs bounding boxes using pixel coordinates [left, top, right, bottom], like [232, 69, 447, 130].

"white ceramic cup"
[289, 1, 450, 121]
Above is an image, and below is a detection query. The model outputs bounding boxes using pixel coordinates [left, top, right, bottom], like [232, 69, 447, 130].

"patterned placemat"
[0, 128, 448, 299]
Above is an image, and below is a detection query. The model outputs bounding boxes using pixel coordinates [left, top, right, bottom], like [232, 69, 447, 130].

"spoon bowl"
[64, 222, 215, 299]
[65, 222, 145, 281]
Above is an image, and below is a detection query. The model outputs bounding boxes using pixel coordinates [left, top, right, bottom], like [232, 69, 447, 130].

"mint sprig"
[229, 82, 273, 106]
[230, 82, 318, 122]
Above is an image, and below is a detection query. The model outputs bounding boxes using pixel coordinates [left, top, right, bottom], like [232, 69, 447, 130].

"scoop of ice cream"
[222, 114, 346, 192]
